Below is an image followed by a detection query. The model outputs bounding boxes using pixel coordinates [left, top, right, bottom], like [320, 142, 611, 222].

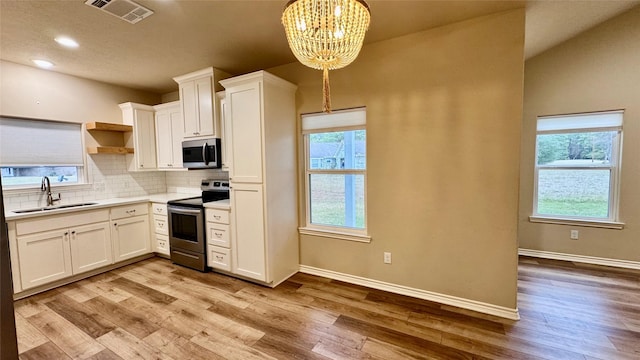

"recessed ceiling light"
[55, 36, 79, 48]
[32, 59, 55, 69]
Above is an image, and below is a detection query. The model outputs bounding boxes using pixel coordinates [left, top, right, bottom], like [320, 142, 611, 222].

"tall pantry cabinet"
[219, 71, 298, 286]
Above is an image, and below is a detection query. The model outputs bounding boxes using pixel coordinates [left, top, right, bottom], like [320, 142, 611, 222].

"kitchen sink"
[12, 202, 98, 214]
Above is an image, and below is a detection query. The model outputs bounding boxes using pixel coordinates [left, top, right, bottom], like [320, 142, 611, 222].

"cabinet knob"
[71, 231, 76, 235]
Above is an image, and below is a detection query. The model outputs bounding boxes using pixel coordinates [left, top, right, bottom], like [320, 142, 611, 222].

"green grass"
[537, 169, 610, 218]
[309, 174, 365, 229]
[537, 199, 608, 218]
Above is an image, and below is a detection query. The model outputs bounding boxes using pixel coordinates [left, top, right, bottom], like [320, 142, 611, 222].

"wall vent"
[85, 0, 153, 24]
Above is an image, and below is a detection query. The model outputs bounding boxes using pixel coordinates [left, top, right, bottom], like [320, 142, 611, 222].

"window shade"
[537, 111, 623, 132]
[0, 117, 84, 166]
[302, 107, 366, 133]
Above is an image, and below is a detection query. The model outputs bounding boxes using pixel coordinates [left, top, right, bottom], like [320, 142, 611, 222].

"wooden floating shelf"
[86, 122, 132, 132]
[87, 146, 134, 155]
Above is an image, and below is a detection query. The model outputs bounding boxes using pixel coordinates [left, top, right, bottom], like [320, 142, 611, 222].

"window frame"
[530, 111, 624, 229]
[299, 108, 370, 242]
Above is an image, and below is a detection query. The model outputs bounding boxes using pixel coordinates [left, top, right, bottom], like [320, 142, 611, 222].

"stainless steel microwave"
[182, 138, 221, 169]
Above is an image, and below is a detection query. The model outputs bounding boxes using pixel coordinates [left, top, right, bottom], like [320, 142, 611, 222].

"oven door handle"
[168, 206, 203, 215]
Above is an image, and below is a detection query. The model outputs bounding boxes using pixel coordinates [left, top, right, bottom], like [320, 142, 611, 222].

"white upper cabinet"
[224, 81, 263, 183]
[119, 102, 157, 171]
[154, 101, 184, 170]
[173, 67, 230, 140]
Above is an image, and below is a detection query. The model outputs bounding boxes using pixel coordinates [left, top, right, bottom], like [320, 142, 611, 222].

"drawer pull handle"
[214, 232, 223, 237]
[214, 215, 221, 220]
[216, 255, 224, 260]
[126, 209, 136, 215]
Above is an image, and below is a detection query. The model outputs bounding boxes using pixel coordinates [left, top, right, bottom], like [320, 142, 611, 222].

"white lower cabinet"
[69, 222, 112, 275]
[11, 202, 154, 294]
[17, 228, 72, 290]
[151, 202, 170, 256]
[230, 183, 266, 281]
[206, 207, 232, 271]
[111, 213, 150, 262]
[14, 209, 112, 290]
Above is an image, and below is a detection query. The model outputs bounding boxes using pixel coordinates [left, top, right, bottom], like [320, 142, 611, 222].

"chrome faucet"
[41, 176, 61, 206]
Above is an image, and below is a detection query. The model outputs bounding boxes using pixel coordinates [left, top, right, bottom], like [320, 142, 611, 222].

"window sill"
[2, 183, 93, 195]
[529, 216, 624, 230]
[298, 227, 371, 243]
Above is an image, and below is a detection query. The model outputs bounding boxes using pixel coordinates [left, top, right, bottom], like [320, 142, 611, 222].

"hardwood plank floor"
[14, 256, 640, 359]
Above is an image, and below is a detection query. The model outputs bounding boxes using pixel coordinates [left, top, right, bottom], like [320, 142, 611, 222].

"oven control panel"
[201, 179, 229, 191]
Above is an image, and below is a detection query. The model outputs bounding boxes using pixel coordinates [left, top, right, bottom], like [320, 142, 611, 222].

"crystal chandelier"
[282, 0, 371, 112]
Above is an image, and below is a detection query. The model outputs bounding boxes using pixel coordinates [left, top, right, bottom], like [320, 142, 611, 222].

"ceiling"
[1, 0, 638, 94]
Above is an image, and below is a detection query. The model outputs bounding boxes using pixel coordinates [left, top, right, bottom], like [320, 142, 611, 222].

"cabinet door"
[231, 183, 266, 281]
[17, 229, 71, 290]
[228, 82, 263, 183]
[134, 109, 157, 170]
[70, 222, 112, 275]
[169, 109, 184, 167]
[155, 109, 173, 169]
[180, 81, 199, 138]
[195, 76, 215, 137]
[111, 216, 150, 262]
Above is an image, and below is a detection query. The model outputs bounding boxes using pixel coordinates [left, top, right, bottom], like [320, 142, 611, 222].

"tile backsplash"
[165, 168, 229, 194]
[3, 155, 226, 211]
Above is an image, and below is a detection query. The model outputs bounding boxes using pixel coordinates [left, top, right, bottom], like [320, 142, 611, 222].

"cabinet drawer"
[205, 208, 229, 224]
[152, 203, 167, 216]
[153, 215, 168, 235]
[206, 223, 229, 248]
[207, 245, 231, 271]
[111, 203, 149, 220]
[16, 209, 110, 236]
[155, 234, 170, 255]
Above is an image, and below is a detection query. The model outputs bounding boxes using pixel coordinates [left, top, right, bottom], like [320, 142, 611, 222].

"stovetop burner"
[167, 179, 230, 209]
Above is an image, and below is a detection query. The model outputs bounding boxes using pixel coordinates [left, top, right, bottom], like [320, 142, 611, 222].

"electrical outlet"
[383, 252, 392, 264]
[570, 230, 579, 240]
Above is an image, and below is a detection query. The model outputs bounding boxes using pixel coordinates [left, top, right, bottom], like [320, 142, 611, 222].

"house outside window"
[300, 108, 370, 242]
[0, 117, 85, 188]
[532, 111, 623, 226]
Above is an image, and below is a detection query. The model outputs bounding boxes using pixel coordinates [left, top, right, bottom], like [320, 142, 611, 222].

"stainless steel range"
[167, 179, 229, 271]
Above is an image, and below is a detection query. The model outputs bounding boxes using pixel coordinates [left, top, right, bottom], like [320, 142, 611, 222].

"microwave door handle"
[202, 142, 209, 165]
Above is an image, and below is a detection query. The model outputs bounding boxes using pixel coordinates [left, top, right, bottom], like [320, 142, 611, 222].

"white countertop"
[204, 199, 230, 210]
[5, 193, 199, 221]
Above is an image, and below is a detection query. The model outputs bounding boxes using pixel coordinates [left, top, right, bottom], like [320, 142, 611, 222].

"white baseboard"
[519, 248, 640, 270]
[298, 265, 520, 320]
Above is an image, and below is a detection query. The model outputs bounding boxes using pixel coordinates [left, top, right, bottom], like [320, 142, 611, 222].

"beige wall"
[0, 60, 160, 123]
[519, 7, 640, 262]
[0, 60, 161, 149]
[270, 9, 525, 309]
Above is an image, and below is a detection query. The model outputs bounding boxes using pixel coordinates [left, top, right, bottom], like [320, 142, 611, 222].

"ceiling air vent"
[85, 0, 153, 24]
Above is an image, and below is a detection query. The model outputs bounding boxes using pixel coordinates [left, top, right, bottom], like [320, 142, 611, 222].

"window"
[532, 111, 623, 225]
[300, 108, 369, 242]
[0, 117, 85, 188]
